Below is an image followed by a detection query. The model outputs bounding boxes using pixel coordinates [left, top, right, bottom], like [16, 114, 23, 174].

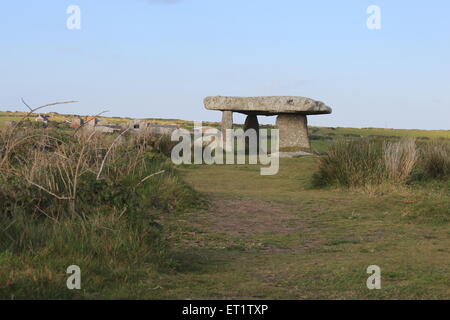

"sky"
[0, 0, 449, 129]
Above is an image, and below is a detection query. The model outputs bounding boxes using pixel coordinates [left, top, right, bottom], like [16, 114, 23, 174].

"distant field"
[1, 110, 449, 156]
[308, 127, 450, 154]
[0, 111, 218, 129]
[1, 111, 448, 139]
[311, 126, 450, 139]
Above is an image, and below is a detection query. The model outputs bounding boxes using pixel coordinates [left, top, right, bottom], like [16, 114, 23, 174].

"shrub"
[0, 126, 199, 218]
[312, 137, 450, 188]
[312, 138, 420, 188]
[418, 141, 450, 179]
[0, 122, 202, 295]
[312, 139, 386, 188]
[384, 139, 418, 184]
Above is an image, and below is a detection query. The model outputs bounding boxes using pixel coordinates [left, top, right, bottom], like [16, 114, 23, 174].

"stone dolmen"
[204, 96, 332, 151]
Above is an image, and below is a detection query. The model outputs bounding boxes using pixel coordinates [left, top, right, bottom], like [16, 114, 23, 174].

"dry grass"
[313, 138, 448, 188]
[0, 103, 203, 299]
[0, 113, 199, 218]
[384, 139, 418, 184]
[419, 141, 450, 179]
[312, 139, 385, 188]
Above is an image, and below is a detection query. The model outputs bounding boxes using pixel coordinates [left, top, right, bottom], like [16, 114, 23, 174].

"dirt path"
[197, 199, 303, 236]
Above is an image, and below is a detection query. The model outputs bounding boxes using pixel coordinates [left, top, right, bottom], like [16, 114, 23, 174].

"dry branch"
[96, 127, 131, 180]
[136, 170, 166, 187]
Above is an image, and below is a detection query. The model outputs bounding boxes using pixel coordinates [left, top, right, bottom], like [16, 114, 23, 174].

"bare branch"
[34, 205, 60, 224]
[1, 100, 78, 168]
[136, 170, 166, 187]
[118, 207, 127, 219]
[96, 127, 131, 180]
[21, 98, 33, 112]
[24, 176, 73, 200]
[73, 110, 110, 136]
[20, 99, 78, 116]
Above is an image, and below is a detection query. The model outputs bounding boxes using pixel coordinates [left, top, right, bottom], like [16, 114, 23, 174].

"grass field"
[5, 157, 448, 299]
[0, 111, 218, 129]
[0, 111, 449, 299]
[151, 158, 449, 299]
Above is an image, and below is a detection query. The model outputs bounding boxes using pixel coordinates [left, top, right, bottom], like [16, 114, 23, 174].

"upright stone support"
[221, 111, 233, 132]
[244, 115, 259, 154]
[221, 111, 233, 151]
[244, 115, 259, 133]
[276, 114, 310, 151]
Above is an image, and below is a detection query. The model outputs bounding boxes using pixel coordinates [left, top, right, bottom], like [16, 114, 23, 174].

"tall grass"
[0, 115, 202, 298]
[0, 126, 199, 218]
[384, 139, 418, 184]
[313, 138, 450, 188]
[419, 141, 450, 179]
[312, 139, 386, 188]
[312, 138, 420, 188]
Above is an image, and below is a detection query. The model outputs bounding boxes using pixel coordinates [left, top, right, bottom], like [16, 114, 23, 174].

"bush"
[312, 138, 450, 188]
[384, 139, 418, 184]
[312, 139, 386, 188]
[0, 124, 202, 297]
[312, 138, 419, 188]
[0, 127, 199, 218]
[418, 141, 450, 179]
